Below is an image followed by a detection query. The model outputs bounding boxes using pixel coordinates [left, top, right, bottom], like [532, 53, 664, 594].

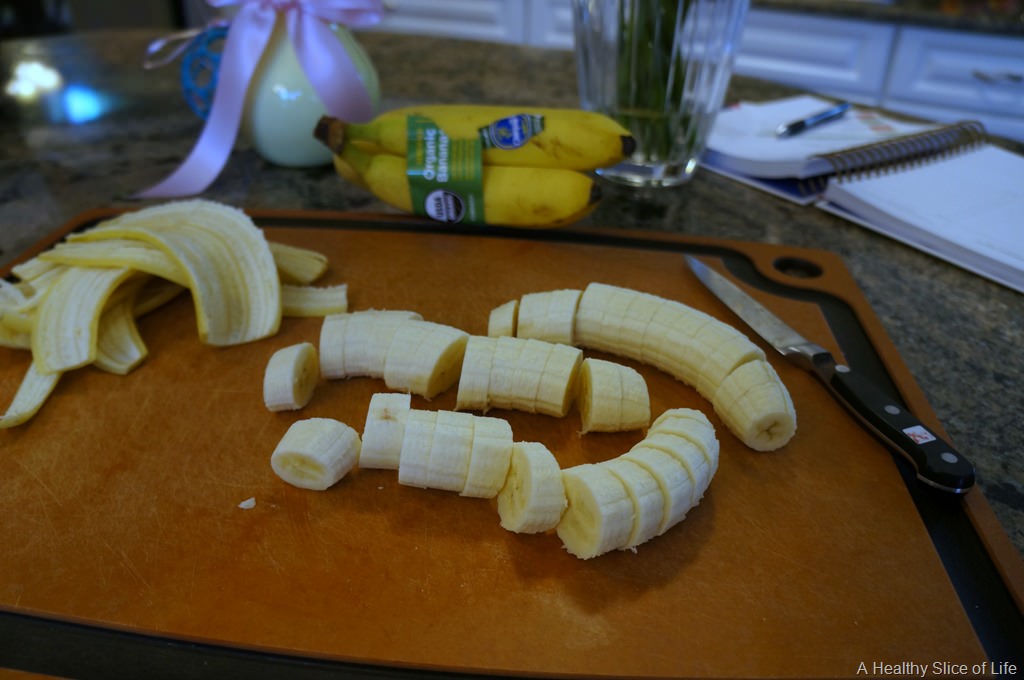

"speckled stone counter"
[1, 30, 1021, 563]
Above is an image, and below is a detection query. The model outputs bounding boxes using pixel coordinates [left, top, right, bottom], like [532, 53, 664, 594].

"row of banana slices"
[270, 394, 719, 559]
[266, 281, 796, 451]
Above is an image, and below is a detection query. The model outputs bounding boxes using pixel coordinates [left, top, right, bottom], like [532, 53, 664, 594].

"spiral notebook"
[703, 96, 1024, 294]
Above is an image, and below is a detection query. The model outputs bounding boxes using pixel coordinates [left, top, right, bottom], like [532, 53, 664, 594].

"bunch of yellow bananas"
[313, 105, 637, 228]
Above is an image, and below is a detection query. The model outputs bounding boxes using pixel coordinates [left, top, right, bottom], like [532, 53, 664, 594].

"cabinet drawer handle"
[971, 69, 1024, 84]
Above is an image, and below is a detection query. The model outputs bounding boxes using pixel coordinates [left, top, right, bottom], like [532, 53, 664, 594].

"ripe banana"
[271, 417, 361, 491]
[395, 406, 514, 497]
[327, 143, 602, 229]
[315, 105, 636, 171]
[498, 282, 796, 451]
[456, 335, 583, 417]
[263, 342, 319, 411]
[360, 392, 412, 470]
[576, 357, 651, 433]
[497, 441, 567, 534]
[281, 283, 348, 317]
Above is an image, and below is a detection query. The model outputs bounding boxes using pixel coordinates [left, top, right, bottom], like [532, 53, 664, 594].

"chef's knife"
[685, 255, 975, 494]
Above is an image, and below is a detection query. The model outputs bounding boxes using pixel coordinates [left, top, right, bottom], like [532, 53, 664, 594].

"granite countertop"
[755, 0, 1024, 34]
[1, 28, 1021, 566]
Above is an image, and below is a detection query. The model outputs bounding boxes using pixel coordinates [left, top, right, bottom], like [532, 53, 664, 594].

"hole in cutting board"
[773, 256, 823, 279]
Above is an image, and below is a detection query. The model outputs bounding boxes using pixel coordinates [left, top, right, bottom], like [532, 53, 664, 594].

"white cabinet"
[883, 27, 1024, 141]
[362, 0, 527, 44]
[735, 9, 897, 106]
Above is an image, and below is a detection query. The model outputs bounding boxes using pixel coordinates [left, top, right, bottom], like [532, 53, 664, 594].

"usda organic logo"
[424, 189, 466, 223]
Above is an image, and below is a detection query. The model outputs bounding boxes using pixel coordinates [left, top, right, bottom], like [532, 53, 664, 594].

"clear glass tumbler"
[572, 0, 749, 188]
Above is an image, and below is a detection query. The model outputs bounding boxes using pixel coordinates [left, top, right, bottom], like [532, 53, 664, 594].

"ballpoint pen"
[775, 101, 851, 137]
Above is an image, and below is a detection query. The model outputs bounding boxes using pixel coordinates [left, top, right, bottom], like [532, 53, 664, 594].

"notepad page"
[705, 96, 932, 179]
[820, 145, 1024, 293]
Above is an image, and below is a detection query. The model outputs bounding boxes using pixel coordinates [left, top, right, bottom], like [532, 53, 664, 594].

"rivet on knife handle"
[684, 255, 975, 495]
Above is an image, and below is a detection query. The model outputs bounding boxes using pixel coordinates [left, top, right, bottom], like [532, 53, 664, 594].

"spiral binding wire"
[814, 120, 987, 184]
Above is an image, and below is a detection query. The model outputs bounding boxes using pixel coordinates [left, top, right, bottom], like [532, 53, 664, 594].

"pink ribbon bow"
[137, 0, 385, 198]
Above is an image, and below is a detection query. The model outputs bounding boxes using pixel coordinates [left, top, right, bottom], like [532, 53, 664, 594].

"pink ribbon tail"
[135, 4, 275, 199]
[287, 9, 377, 123]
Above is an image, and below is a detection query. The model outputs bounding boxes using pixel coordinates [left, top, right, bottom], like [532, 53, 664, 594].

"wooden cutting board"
[0, 210, 1009, 678]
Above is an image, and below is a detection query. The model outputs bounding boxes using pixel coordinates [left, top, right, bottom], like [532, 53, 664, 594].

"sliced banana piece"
[515, 289, 582, 344]
[497, 441, 567, 534]
[271, 418, 360, 490]
[601, 457, 664, 550]
[425, 410, 476, 492]
[360, 392, 412, 469]
[650, 408, 720, 472]
[712, 358, 796, 452]
[455, 335, 497, 412]
[263, 342, 319, 411]
[487, 299, 518, 337]
[621, 445, 694, 536]
[557, 463, 634, 559]
[397, 409, 437, 488]
[576, 357, 650, 433]
[461, 415, 513, 498]
[383, 319, 469, 398]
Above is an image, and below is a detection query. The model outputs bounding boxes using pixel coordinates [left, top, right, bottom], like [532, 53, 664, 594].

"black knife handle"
[818, 361, 976, 494]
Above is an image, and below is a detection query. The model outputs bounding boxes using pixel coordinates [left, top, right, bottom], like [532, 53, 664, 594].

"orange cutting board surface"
[0, 214, 986, 678]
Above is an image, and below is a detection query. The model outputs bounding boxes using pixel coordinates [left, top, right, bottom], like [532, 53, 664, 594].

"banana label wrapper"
[406, 116, 485, 224]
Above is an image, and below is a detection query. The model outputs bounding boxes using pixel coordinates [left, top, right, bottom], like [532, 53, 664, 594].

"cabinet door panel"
[885, 27, 1024, 120]
[363, 0, 526, 44]
[735, 9, 895, 104]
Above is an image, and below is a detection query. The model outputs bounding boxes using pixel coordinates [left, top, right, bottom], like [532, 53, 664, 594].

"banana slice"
[95, 288, 148, 375]
[425, 410, 476, 492]
[455, 335, 497, 412]
[576, 357, 651, 433]
[281, 284, 348, 317]
[621, 445, 694, 536]
[516, 289, 582, 344]
[497, 441, 567, 534]
[650, 408, 720, 471]
[397, 409, 437, 488]
[556, 463, 634, 559]
[271, 418, 361, 490]
[461, 415, 514, 498]
[383, 319, 469, 398]
[601, 457, 664, 550]
[360, 392, 412, 469]
[263, 342, 319, 411]
[713, 359, 797, 452]
[487, 299, 518, 337]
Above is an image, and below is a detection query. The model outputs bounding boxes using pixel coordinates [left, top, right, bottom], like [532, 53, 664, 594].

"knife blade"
[684, 255, 975, 494]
